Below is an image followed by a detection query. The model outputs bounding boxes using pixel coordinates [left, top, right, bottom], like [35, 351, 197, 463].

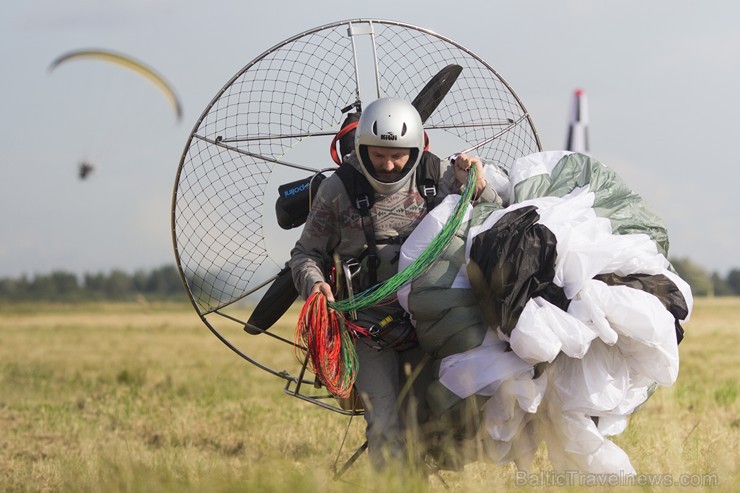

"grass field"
[0, 298, 737, 492]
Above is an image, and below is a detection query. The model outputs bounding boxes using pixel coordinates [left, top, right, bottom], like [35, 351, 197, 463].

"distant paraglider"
[48, 49, 183, 122]
[49, 49, 184, 179]
[78, 161, 95, 180]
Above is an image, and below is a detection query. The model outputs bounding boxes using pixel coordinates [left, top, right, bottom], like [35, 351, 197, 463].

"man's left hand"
[454, 153, 487, 199]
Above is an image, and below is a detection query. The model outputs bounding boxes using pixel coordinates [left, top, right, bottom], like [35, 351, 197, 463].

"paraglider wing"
[49, 49, 183, 122]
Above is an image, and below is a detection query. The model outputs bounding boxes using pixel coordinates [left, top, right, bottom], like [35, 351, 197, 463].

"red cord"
[295, 292, 363, 398]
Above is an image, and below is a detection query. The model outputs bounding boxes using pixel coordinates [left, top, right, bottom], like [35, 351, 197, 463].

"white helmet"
[355, 97, 424, 195]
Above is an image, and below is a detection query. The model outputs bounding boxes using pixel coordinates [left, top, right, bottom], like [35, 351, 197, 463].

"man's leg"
[354, 341, 402, 470]
[397, 345, 435, 465]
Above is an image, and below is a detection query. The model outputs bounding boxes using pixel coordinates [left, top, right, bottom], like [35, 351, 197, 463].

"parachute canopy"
[398, 151, 691, 473]
[49, 49, 183, 122]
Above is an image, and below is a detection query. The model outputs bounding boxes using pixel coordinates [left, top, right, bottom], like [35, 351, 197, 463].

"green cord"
[329, 166, 477, 313]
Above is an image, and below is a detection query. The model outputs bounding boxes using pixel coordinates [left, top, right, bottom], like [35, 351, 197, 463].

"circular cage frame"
[171, 18, 542, 414]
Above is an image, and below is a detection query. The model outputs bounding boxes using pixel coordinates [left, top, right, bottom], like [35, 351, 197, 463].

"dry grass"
[0, 298, 737, 492]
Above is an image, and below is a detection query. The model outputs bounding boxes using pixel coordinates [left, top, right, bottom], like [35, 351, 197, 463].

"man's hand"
[311, 281, 335, 302]
[454, 153, 487, 199]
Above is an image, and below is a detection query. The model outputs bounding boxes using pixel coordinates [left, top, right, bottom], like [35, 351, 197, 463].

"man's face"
[367, 146, 411, 182]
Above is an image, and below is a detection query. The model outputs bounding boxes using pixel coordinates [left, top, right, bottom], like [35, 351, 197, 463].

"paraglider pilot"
[289, 97, 499, 470]
[78, 161, 94, 180]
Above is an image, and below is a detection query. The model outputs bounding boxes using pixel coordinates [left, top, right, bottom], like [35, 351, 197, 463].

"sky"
[1, 0, 738, 279]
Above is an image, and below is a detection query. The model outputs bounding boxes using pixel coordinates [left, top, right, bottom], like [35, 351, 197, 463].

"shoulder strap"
[335, 162, 375, 211]
[335, 163, 378, 284]
[336, 152, 441, 213]
[416, 151, 441, 211]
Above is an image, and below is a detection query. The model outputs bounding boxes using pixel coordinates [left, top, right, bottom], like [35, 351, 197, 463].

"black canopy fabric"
[469, 205, 569, 336]
[593, 272, 687, 344]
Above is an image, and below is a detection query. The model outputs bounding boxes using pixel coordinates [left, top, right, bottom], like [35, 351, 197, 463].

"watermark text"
[515, 470, 719, 488]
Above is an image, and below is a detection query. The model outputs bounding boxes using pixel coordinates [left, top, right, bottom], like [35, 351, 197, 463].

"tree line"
[0, 259, 737, 303]
[670, 258, 740, 297]
[0, 265, 187, 302]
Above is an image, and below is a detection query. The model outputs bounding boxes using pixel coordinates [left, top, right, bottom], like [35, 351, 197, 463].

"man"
[290, 97, 499, 470]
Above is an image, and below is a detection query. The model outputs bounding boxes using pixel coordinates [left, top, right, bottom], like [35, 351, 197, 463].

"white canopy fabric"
[398, 151, 692, 474]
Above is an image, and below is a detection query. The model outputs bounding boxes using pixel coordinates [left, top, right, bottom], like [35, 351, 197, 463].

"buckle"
[421, 182, 437, 198]
[355, 194, 371, 209]
[342, 258, 361, 320]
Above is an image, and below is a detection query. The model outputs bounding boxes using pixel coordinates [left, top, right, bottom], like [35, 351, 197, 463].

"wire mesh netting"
[173, 19, 541, 322]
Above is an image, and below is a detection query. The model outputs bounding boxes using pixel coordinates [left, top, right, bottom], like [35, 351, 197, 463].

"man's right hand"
[311, 281, 335, 302]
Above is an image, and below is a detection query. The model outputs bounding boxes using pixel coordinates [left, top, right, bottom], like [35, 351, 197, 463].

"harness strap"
[355, 193, 379, 285]
[334, 152, 441, 288]
[375, 236, 405, 245]
[419, 177, 437, 210]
